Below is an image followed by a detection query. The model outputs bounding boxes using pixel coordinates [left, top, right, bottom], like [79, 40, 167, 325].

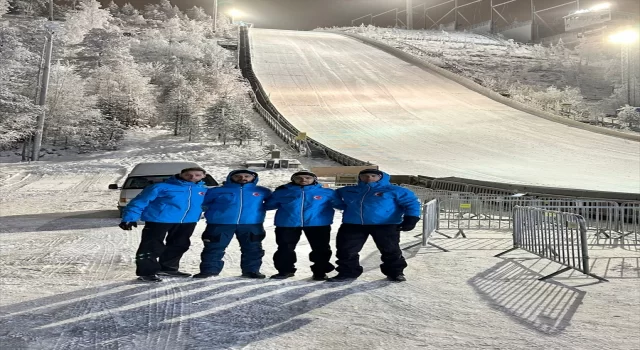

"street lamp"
[609, 29, 639, 106]
[228, 9, 243, 24]
[589, 3, 611, 12]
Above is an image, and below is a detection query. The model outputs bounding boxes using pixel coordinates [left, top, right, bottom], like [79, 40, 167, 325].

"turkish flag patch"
[313, 195, 322, 200]
[374, 192, 383, 196]
[253, 192, 261, 197]
[198, 192, 206, 196]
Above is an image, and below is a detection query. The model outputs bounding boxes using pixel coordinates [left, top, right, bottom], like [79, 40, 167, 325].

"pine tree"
[0, 0, 10, 17]
[62, 0, 112, 45]
[107, 0, 118, 16]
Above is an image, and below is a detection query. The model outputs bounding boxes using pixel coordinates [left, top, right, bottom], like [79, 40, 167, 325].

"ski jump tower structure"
[350, 0, 637, 44]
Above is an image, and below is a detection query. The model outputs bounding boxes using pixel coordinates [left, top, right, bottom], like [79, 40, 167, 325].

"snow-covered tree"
[77, 27, 134, 68]
[92, 64, 157, 127]
[62, 0, 111, 45]
[162, 76, 207, 136]
[1, 0, 10, 17]
[232, 118, 258, 145]
[106, 0, 118, 16]
[45, 63, 96, 143]
[618, 105, 640, 129]
[0, 22, 39, 148]
[143, 3, 165, 22]
[120, 2, 137, 16]
[186, 6, 208, 21]
[11, 0, 47, 16]
[158, 0, 180, 19]
[0, 86, 39, 149]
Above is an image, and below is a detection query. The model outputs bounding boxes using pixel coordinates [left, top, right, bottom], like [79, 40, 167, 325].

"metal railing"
[239, 26, 373, 167]
[403, 199, 448, 252]
[619, 202, 640, 242]
[400, 186, 637, 240]
[496, 206, 607, 281]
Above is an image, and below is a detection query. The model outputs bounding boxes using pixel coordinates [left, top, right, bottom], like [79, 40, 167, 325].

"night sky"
[101, 0, 639, 31]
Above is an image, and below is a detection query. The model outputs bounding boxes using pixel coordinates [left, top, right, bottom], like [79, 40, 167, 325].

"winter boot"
[312, 273, 328, 281]
[137, 275, 162, 283]
[387, 274, 407, 282]
[242, 271, 266, 279]
[326, 274, 356, 283]
[270, 272, 295, 279]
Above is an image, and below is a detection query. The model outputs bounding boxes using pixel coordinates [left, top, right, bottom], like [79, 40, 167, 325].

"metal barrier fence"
[496, 206, 607, 281]
[422, 199, 440, 247]
[401, 186, 636, 240]
[619, 202, 640, 242]
[402, 199, 448, 252]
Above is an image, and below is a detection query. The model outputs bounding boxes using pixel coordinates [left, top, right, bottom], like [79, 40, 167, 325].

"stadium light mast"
[212, 0, 218, 32]
[609, 29, 639, 105]
[32, 0, 54, 161]
[406, 0, 413, 30]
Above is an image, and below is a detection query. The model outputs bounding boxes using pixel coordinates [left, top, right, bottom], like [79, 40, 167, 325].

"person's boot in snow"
[326, 274, 356, 282]
[387, 274, 407, 282]
[312, 273, 328, 281]
[242, 271, 266, 279]
[270, 272, 295, 279]
[137, 275, 162, 282]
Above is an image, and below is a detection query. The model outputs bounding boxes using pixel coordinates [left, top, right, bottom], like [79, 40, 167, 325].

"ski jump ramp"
[248, 29, 640, 194]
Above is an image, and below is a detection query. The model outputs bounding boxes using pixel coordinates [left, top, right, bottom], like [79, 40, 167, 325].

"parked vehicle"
[108, 162, 218, 216]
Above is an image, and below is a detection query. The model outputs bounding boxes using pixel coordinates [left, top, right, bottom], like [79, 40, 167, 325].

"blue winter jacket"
[122, 176, 207, 223]
[337, 171, 421, 225]
[264, 183, 346, 227]
[203, 170, 272, 225]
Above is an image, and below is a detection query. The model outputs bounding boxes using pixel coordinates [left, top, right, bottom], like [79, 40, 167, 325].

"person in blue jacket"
[329, 169, 421, 283]
[265, 171, 345, 281]
[193, 170, 272, 279]
[120, 167, 208, 282]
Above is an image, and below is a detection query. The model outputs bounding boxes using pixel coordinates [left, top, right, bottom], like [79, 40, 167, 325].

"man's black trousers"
[135, 222, 197, 276]
[272, 226, 335, 275]
[335, 224, 407, 278]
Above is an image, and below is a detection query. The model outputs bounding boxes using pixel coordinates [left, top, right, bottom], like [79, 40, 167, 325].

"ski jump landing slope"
[248, 29, 640, 194]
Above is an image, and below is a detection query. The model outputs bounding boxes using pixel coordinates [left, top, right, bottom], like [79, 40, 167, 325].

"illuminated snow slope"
[249, 29, 640, 193]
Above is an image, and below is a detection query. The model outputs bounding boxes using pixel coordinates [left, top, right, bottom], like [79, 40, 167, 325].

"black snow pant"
[335, 224, 407, 278]
[272, 226, 335, 276]
[135, 222, 197, 276]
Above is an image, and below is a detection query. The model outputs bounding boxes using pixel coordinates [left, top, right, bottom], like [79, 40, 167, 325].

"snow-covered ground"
[1, 128, 640, 349]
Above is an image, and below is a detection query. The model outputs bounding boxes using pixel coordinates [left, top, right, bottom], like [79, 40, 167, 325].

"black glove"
[398, 216, 420, 232]
[119, 222, 137, 231]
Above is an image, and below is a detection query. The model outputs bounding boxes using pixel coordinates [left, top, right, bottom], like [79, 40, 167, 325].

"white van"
[108, 161, 218, 216]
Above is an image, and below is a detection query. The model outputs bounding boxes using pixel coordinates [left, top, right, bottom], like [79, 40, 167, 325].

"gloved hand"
[119, 222, 137, 231]
[398, 216, 420, 232]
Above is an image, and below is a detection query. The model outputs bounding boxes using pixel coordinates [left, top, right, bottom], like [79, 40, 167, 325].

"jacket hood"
[357, 171, 391, 188]
[225, 170, 259, 187]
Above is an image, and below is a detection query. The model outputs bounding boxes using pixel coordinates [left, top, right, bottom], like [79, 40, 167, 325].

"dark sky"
[102, 0, 639, 31]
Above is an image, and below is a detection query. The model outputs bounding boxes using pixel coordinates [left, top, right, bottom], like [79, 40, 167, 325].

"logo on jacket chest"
[313, 195, 322, 200]
[252, 192, 261, 197]
[374, 192, 383, 197]
[198, 192, 206, 196]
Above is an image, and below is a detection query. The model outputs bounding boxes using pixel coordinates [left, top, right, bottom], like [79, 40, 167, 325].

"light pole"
[212, 0, 217, 32]
[32, 0, 55, 161]
[406, 0, 413, 30]
[609, 29, 639, 106]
